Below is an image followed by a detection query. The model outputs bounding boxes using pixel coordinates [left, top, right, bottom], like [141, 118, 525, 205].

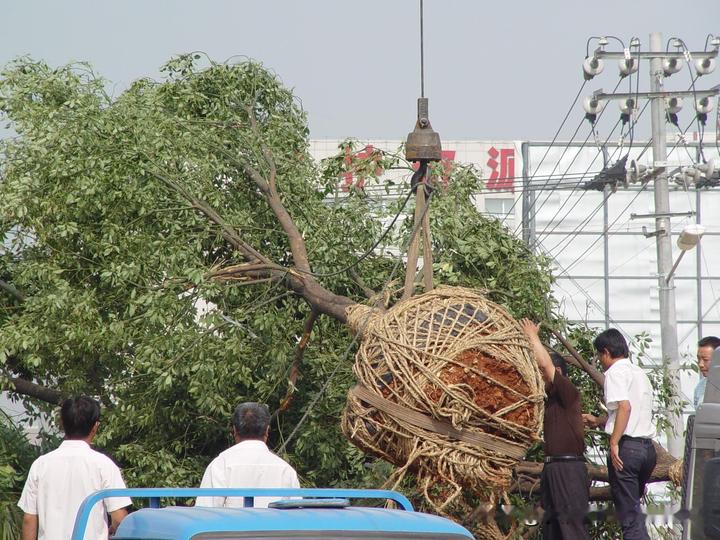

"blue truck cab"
[70, 488, 475, 540]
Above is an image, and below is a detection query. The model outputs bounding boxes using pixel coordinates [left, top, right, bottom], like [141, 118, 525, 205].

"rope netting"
[342, 286, 544, 516]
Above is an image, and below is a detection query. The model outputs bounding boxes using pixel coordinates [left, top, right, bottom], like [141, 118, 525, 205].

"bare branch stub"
[272, 308, 319, 421]
[550, 328, 605, 388]
[243, 104, 311, 274]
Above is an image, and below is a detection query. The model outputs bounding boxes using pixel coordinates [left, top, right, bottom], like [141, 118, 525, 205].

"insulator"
[582, 57, 604, 80]
[582, 96, 606, 115]
[619, 57, 639, 77]
[695, 58, 716, 76]
[663, 57, 684, 76]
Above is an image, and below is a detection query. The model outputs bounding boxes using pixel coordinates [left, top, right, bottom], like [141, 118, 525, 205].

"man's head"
[550, 352, 568, 377]
[232, 402, 271, 442]
[60, 396, 101, 440]
[593, 328, 629, 370]
[697, 336, 720, 378]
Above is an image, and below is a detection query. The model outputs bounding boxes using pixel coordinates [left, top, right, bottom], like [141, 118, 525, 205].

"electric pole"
[581, 34, 720, 457]
[649, 31, 683, 457]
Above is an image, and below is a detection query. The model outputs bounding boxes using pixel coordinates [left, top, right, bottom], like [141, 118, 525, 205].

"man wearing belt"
[521, 320, 589, 540]
[583, 329, 656, 540]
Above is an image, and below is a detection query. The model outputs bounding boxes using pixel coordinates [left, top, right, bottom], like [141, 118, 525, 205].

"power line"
[530, 117, 624, 248]
[551, 115, 699, 276]
[499, 79, 588, 226]
[537, 78, 705, 257]
[514, 78, 625, 236]
[512, 116, 590, 236]
[533, 99, 652, 248]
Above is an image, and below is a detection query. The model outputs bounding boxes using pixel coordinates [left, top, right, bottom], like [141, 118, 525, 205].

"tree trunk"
[514, 440, 680, 497]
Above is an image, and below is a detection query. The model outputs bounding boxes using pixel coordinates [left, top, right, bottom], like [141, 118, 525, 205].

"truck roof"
[116, 506, 473, 539]
[72, 488, 474, 540]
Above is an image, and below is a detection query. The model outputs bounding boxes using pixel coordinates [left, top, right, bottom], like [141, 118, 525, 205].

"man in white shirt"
[694, 336, 720, 409]
[196, 402, 299, 508]
[583, 329, 656, 540]
[18, 396, 131, 540]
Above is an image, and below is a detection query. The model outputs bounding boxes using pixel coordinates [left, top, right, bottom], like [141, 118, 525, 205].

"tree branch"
[515, 440, 679, 487]
[209, 262, 354, 323]
[246, 104, 278, 193]
[348, 268, 377, 300]
[144, 142, 356, 323]
[0, 279, 25, 303]
[512, 476, 613, 501]
[550, 328, 605, 388]
[145, 165, 271, 265]
[272, 308, 319, 421]
[4, 376, 62, 405]
[244, 105, 311, 273]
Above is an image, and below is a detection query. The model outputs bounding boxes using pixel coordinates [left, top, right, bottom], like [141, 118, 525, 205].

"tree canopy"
[0, 54, 608, 536]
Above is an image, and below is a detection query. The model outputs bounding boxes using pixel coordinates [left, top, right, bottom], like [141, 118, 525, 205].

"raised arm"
[520, 319, 556, 385]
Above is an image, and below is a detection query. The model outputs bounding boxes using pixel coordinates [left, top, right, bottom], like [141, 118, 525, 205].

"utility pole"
[584, 33, 720, 457]
[649, 31, 683, 457]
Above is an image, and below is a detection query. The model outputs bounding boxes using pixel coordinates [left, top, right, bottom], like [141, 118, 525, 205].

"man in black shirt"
[522, 319, 589, 540]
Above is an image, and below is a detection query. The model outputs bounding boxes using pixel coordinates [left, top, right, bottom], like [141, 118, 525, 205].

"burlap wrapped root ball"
[342, 286, 544, 510]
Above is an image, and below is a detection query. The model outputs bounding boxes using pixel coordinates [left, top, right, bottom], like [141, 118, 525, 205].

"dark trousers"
[541, 460, 590, 540]
[607, 437, 657, 540]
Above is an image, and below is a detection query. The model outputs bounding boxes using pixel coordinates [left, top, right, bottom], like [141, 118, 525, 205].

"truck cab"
[71, 488, 475, 540]
[681, 345, 720, 539]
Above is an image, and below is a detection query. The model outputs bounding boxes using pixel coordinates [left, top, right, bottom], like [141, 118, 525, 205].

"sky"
[1, 0, 719, 142]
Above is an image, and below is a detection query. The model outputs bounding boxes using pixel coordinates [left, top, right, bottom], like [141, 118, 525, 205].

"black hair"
[698, 336, 720, 350]
[60, 396, 101, 439]
[550, 352, 568, 377]
[593, 328, 629, 359]
[232, 402, 271, 439]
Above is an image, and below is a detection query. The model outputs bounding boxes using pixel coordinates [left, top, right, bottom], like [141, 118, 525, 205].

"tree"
[0, 55, 677, 538]
[0, 51, 553, 484]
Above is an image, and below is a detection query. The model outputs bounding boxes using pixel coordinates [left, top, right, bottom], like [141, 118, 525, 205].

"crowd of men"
[522, 322, 719, 540]
[16, 331, 719, 540]
[18, 400, 298, 540]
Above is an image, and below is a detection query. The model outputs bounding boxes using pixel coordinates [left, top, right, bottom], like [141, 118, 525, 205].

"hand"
[610, 442, 624, 472]
[582, 413, 598, 428]
[520, 319, 540, 339]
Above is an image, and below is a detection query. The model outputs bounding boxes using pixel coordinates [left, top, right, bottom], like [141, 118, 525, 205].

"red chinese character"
[486, 147, 515, 192]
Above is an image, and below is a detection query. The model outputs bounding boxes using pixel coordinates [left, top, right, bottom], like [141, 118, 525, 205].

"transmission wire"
[499, 79, 588, 226]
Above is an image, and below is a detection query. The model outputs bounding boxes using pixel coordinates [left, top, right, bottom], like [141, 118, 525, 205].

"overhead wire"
[676, 38, 708, 163]
[553, 115, 699, 276]
[296, 188, 414, 278]
[515, 78, 625, 237]
[534, 98, 651, 249]
[541, 75, 704, 257]
[512, 117, 592, 237]
[499, 78, 588, 226]
[531, 115, 625, 249]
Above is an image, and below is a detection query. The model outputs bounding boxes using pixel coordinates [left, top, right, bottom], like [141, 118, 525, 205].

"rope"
[341, 286, 544, 514]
